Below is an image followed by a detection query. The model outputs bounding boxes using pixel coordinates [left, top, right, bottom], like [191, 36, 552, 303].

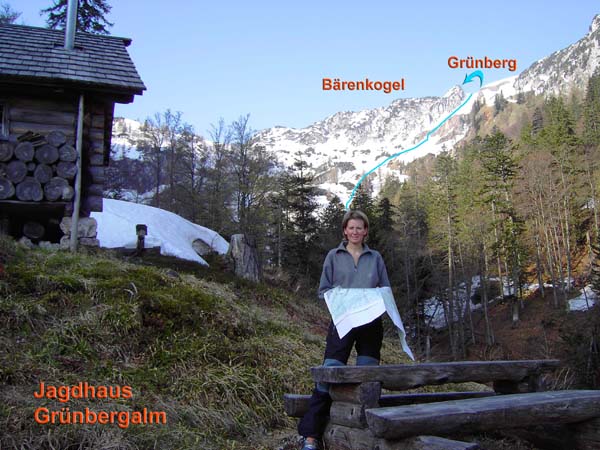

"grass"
[0, 234, 411, 449]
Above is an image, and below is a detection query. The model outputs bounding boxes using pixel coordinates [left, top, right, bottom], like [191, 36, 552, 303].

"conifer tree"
[0, 2, 20, 24]
[583, 68, 600, 146]
[531, 107, 544, 136]
[583, 68, 600, 235]
[318, 195, 345, 252]
[282, 159, 320, 282]
[373, 197, 396, 263]
[479, 130, 526, 317]
[493, 91, 508, 116]
[42, 0, 113, 34]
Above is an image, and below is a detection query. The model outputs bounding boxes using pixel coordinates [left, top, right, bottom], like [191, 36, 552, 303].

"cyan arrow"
[463, 70, 484, 88]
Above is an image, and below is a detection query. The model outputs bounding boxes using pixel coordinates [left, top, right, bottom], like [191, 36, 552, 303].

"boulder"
[192, 238, 213, 256]
[227, 234, 260, 282]
[60, 217, 97, 238]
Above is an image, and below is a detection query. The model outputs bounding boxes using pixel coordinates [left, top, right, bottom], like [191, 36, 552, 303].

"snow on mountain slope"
[515, 14, 600, 95]
[256, 85, 471, 203]
[111, 16, 600, 205]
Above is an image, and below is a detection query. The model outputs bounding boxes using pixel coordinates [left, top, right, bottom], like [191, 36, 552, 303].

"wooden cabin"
[0, 23, 145, 246]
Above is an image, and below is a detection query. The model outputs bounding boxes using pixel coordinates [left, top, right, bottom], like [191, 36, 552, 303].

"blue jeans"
[297, 317, 383, 439]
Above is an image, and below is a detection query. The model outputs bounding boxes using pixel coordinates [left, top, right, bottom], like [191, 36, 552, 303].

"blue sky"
[16, 1, 600, 135]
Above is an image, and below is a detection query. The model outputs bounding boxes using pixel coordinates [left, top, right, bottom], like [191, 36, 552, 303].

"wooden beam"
[330, 381, 381, 406]
[366, 390, 600, 440]
[283, 391, 496, 418]
[311, 360, 560, 390]
[323, 424, 480, 450]
[330, 401, 368, 428]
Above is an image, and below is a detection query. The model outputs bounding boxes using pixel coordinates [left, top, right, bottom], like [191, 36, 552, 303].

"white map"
[324, 287, 415, 360]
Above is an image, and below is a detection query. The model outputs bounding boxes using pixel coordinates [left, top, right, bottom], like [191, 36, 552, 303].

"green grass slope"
[0, 236, 408, 449]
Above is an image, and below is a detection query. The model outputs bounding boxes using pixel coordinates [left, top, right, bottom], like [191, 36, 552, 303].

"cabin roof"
[0, 24, 146, 99]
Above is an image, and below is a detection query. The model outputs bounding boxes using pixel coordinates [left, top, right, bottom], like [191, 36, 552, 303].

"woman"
[298, 210, 390, 450]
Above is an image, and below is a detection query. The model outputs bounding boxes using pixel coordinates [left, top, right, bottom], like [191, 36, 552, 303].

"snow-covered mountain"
[256, 85, 471, 204]
[515, 14, 600, 96]
[254, 15, 600, 203]
[110, 15, 599, 205]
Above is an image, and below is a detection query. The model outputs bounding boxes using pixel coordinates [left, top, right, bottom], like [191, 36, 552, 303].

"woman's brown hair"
[341, 210, 369, 239]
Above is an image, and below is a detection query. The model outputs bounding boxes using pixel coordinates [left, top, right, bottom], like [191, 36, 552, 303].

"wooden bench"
[285, 359, 600, 450]
[367, 390, 600, 439]
[284, 391, 497, 418]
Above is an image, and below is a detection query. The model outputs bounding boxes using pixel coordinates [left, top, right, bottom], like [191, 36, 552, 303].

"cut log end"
[56, 161, 77, 180]
[6, 160, 27, 183]
[0, 177, 15, 199]
[58, 144, 77, 162]
[23, 221, 45, 240]
[15, 142, 35, 162]
[0, 140, 14, 162]
[44, 177, 69, 202]
[16, 177, 43, 202]
[35, 144, 59, 165]
[47, 130, 67, 147]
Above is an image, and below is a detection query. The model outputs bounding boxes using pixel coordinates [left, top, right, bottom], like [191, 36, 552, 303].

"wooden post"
[136, 224, 147, 254]
[70, 94, 84, 253]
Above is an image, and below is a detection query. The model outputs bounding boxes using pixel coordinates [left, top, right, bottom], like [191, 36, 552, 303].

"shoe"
[300, 438, 319, 450]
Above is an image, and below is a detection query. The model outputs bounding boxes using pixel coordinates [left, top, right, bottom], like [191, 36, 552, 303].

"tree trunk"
[491, 201, 504, 299]
[534, 232, 545, 297]
[482, 242, 494, 345]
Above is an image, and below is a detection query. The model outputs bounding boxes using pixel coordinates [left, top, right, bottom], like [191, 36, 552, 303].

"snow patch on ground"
[91, 199, 229, 265]
[569, 285, 597, 311]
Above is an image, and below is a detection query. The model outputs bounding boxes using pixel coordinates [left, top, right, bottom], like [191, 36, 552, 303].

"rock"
[79, 238, 99, 247]
[18, 236, 34, 248]
[59, 236, 70, 249]
[60, 217, 97, 238]
[227, 234, 260, 282]
[192, 238, 213, 256]
[38, 241, 60, 250]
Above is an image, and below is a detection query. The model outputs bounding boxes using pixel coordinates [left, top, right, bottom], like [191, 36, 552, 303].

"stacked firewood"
[0, 131, 77, 202]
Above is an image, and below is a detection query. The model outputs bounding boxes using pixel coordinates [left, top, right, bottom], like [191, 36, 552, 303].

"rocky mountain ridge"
[109, 15, 600, 205]
[254, 15, 600, 203]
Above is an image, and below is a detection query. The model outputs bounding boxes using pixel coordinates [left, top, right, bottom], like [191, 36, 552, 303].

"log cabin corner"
[0, 23, 145, 247]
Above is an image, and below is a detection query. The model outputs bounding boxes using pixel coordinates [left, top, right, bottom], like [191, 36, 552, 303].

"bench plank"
[324, 424, 480, 450]
[311, 360, 560, 390]
[284, 391, 496, 418]
[366, 390, 600, 440]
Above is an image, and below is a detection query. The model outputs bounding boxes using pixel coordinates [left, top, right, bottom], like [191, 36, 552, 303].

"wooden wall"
[0, 90, 116, 243]
[2, 94, 113, 218]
